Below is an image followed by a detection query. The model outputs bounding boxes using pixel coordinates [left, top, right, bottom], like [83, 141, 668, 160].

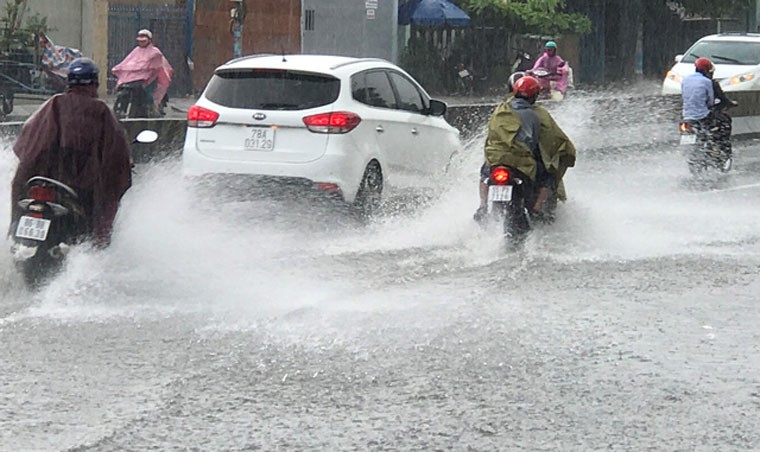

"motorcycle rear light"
[28, 185, 55, 202]
[679, 122, 692, 133]
[316, 182, 341, 192]
[490, 166, 511, 185]
[29, 212, 44, 219]
[187, 105, 220, 128]
[303, 112, 361, 134]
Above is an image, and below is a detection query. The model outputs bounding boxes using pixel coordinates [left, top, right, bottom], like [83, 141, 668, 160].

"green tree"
[456, 0, 591, 35]
[672, 0, 752, 19]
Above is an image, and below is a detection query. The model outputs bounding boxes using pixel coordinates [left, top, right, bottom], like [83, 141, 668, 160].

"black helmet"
[507, 71, 526, 92]
[67, 58, 99, 85]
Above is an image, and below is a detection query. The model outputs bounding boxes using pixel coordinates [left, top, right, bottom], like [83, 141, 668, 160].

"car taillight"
[303, 112, 361, 134]
[28, 185, 55, 202]
[187, 105, 220, 128]
[490, 166, 510, 185]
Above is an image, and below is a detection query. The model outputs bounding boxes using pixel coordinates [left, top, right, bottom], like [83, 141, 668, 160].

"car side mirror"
[428, 99, 447, 117]
[675, 54, 684, 63]
[134, 129, 158, 144]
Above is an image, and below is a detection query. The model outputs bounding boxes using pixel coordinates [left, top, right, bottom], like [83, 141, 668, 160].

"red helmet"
[513, 76, 541, 98]
[695, 57, 714, 74]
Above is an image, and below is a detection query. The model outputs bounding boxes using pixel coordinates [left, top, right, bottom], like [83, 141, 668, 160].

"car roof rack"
[330, 58, 391, 70]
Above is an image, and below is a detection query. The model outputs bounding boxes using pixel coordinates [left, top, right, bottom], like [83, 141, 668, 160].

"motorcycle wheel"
[492, 201, 530, 243]
[17, 252, 64, 288]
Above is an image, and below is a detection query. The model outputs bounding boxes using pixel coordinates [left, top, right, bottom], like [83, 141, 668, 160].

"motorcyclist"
[10, 58, 133, 247]
[681, 57, 734, 161]
[681, 57, 715, 124]
[711, 74, 737, 159]
[527, 41, 569, 97]
[474, 74, 576, 221]
[112, 29, 173, 116]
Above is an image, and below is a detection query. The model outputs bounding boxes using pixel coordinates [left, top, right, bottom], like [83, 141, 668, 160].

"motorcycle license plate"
[15, 216, 51, 241]
[244, 127, 275, 152]
[488, 185, 513, 202]
[680, 134, 697, 145]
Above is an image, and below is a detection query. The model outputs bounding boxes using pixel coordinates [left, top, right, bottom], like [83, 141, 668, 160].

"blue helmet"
[67, 58, 99, 85]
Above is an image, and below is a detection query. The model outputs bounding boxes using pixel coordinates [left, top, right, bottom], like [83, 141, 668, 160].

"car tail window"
[205, 69, 340, 110]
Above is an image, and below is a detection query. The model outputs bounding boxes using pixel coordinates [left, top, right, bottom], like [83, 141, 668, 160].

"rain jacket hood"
[11, 85, 132, 240]
[484, 97, 576, 198]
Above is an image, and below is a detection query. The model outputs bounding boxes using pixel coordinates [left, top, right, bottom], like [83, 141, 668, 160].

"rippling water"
[1, 92, 759, 450]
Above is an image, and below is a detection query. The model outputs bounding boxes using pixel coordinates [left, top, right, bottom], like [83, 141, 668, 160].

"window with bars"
[304, 9, 315, 31]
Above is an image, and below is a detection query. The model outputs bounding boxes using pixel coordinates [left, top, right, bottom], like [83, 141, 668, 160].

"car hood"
[670, 62, 759, 82]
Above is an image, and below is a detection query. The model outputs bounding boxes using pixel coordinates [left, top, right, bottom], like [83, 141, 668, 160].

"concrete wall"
[27, 0, 87, 51]
[301, 0, 398, 62]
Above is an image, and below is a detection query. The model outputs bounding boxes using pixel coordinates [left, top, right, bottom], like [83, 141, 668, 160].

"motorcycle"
[679, 101, 734, 175]
[511, 49, 533, 73]
[9, 130, 159, 287]
[529, 62, 573, 101]
[485, 165, 555, 242]
[10, 176, 88, 287]
[113, 81, 167, 118]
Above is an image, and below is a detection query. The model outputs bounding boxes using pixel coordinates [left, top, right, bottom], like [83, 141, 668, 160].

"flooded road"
[1, 94, 759, 451]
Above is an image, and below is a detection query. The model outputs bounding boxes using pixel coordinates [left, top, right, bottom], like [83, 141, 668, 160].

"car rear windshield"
[204, 69, 340, 110]
[682, 41, 760, 65]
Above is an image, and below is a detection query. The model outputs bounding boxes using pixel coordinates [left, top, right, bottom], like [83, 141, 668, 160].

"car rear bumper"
[181, 132, 364, 203]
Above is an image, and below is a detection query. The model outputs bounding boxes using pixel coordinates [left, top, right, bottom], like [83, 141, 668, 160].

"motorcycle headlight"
[728, 73, 755, 85]
[666, 71, 682, 84]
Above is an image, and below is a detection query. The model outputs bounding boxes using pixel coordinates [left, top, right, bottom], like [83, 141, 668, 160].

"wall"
[193, 0, 301, 92]
[27, 0, 86, 50]
[301, 0, 398, 62]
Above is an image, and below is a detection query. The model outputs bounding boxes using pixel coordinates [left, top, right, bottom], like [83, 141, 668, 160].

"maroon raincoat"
[11, 84, 132, 243]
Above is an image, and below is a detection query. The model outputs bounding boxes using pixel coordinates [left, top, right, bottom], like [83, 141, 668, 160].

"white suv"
[182, 54, 460, 213]
[662, 33, 760, 94]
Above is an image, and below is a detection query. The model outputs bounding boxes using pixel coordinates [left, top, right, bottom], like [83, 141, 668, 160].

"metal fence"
[108, 4, 192, 96]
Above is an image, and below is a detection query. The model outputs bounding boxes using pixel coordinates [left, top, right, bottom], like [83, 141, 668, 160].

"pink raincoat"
[112, 44, 173, 107]
[530, 52, 568, 95]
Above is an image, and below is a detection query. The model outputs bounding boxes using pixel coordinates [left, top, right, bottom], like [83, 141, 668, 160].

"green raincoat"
[484, 98, 576, 199]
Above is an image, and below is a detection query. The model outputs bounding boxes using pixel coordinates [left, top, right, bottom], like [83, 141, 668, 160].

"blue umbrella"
[398, 0, 471, 28]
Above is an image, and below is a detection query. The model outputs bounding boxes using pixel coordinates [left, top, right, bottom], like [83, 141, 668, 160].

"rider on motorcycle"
[474, 74, 576, 221]
[681, 57, 715, 124]
[527, 41, 569, 97]
[11, 58, 133, 246]
[681, 57, 735, 159]
[112, 29, 173, 116]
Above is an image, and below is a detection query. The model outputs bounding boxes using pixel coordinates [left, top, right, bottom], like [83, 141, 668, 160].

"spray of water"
[1, 90, 759, 327]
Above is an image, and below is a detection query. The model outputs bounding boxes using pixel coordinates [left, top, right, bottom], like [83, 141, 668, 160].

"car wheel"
[353, 161, 383, 219]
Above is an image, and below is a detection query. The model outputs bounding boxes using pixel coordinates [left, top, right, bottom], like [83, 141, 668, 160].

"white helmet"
[137, 29, 153, 40]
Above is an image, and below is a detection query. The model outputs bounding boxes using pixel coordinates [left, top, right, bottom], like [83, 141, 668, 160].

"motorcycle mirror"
[674, 54, 683, 63]
[135, 130, 158, 144]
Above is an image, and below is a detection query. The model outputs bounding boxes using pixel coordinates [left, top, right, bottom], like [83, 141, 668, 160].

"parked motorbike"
[9, 130, 159, 288]
[485, 165, 555, 242]
[510, 49, 533, 73]
[113, 81, 167, 118]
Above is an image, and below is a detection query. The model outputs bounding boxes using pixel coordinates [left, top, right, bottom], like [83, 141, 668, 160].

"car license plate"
[680, 134, 696, 145]
[488, 185, 513, 202]
[244, 127, 275, 151]
[15, 216, 51, 241]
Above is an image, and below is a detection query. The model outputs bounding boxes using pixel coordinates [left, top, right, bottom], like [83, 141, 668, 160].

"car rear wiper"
[258, 103, 299, 110]
[711, 54, 742, 64]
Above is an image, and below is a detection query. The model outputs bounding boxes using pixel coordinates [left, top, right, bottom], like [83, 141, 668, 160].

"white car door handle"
[375, 126, 385, 133]
[411, 128, 418, 135]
